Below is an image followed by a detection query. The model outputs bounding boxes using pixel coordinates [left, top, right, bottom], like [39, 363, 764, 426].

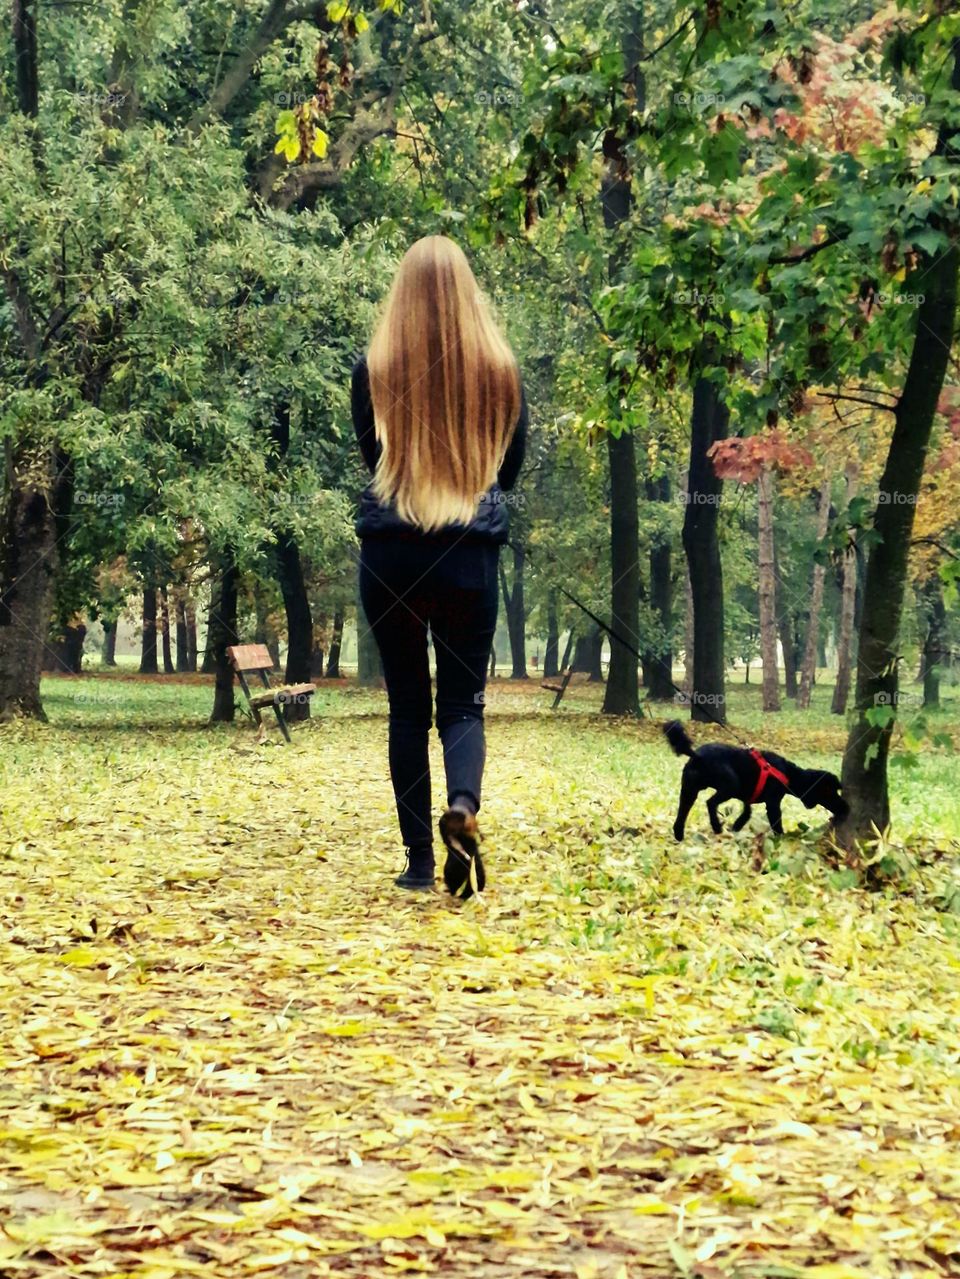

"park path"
[0, 706, 958, 1277]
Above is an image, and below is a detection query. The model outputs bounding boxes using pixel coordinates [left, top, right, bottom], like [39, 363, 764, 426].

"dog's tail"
[663, 720, 695, 757]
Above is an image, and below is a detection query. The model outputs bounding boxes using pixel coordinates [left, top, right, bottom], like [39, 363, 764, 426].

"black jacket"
[351, 355, 527, 544]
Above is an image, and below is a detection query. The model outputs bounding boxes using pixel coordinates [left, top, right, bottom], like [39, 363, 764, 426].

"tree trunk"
[275, 531, 312, 720]
[0, 442, 58, 720]
[683, 555, 694, 698]
[0, 10, 52, 720]
[311, 644, 325, 678]
[572, 626, 604, 681]
[326, 609, 344, 677]
[102, 618, 118, 667]
[200, 593, 217, 674]
[499, 543, 528, 679]
[641, 473, 674, 700]
[831, 463, 859, 715]
[682, 372, 728, 723]
[174, 592, 189, 672]
[921, 576, 947, 709]
[43, 622, 86, 673]
[838, 87, 960, 847]
[797, 479, 832, 709]
[159, 585, 174, 675]
[543, 594, 560, 678]
[209, 558, 239, 723]
[602, 428, 640, 713]
[185, 596, 198, 671]
[757, 464, 780, 712]
[63, 622, 85, 673]
[139, 588, 158, 675]
[357, 593, 382, 685]
[775, 543, 798, 698]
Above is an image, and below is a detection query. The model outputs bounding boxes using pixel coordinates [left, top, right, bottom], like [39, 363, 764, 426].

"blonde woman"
[352, 235, 527, 896]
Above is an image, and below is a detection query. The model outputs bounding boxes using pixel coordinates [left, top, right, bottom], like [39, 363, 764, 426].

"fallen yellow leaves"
[0, 686, 959, 1277]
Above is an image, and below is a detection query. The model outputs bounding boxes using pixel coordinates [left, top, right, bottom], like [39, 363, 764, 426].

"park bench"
[226, 644, 315, 743]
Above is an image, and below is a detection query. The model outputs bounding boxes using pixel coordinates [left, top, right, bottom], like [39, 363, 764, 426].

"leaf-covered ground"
[2, 676, 959, 1278]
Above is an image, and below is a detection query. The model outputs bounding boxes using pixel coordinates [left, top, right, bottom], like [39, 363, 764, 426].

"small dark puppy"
[663, 721, 849, 839]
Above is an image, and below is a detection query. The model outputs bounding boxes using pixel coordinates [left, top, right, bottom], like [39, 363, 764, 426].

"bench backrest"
[227, 643, 275, 674]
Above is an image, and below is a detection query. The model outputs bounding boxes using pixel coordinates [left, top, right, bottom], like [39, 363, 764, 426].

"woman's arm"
[497, 383, 528, 492]
[351, 355, 379, 473]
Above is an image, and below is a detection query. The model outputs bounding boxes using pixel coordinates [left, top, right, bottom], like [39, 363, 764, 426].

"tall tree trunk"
[775, 544, 798, 698]
[139, 588, 158, 675]
[543, 594, 560, 678]
[276, 531, 312, 721]
[357, 593, 381, 685]
[757, 464, 780, 712]
[43, 621, 86, 673]
[12, 2, 39, 118]
[253, 582, 281, 669]
[200, 593, 217, 674]
[269, 401, 311, 718]
[921, 576, 947, 709]
[838, 67, 960, 847]
[209, 559, 239, 723]
[682, 372, 728, 723]
[499, 543, 528, 679]
[683, 555, 694, 698]
[642, 473, 674, 700]
[572, 626, 604, 681]
[0, 443, 57, 720]
[102, 618, 118, 667]
[174, 591, 189, 672]
[326, 609, 344, 677]
[159, 585, 174, 675]
[831, 463, 859, 715]
[597, 4, 643, 715]
[603, 427, 640, 713]
[185, 596, 198, 672]
[797, 479, 832, 710]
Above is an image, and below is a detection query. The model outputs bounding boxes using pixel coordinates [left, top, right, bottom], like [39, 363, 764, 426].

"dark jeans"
[359, 537, 500, 849]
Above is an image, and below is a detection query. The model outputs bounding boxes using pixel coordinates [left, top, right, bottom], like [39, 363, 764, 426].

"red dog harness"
[749, 749, 789, 803]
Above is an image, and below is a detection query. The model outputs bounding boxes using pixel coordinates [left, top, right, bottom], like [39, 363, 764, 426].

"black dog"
[663, 721, 849, 839]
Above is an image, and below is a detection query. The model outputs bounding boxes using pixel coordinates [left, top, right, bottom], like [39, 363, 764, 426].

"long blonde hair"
[366, 235, 521, 531]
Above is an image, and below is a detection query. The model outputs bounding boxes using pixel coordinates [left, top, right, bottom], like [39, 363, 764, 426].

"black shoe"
[395, 848, 435, 891]
[439, 808, 485, 899]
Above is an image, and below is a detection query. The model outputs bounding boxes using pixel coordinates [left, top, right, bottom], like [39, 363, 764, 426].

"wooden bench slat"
[228, 643, 275, 673]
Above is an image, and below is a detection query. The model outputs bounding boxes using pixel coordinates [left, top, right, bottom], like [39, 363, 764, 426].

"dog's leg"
[706, 792, 727, 835]
[673, 775, 699, 841]
[731, 803, 752, 832]
[765, 797, 784, 836]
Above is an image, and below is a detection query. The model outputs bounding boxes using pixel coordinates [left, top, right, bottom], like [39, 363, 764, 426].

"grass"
[0, 674, 958, 1277]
